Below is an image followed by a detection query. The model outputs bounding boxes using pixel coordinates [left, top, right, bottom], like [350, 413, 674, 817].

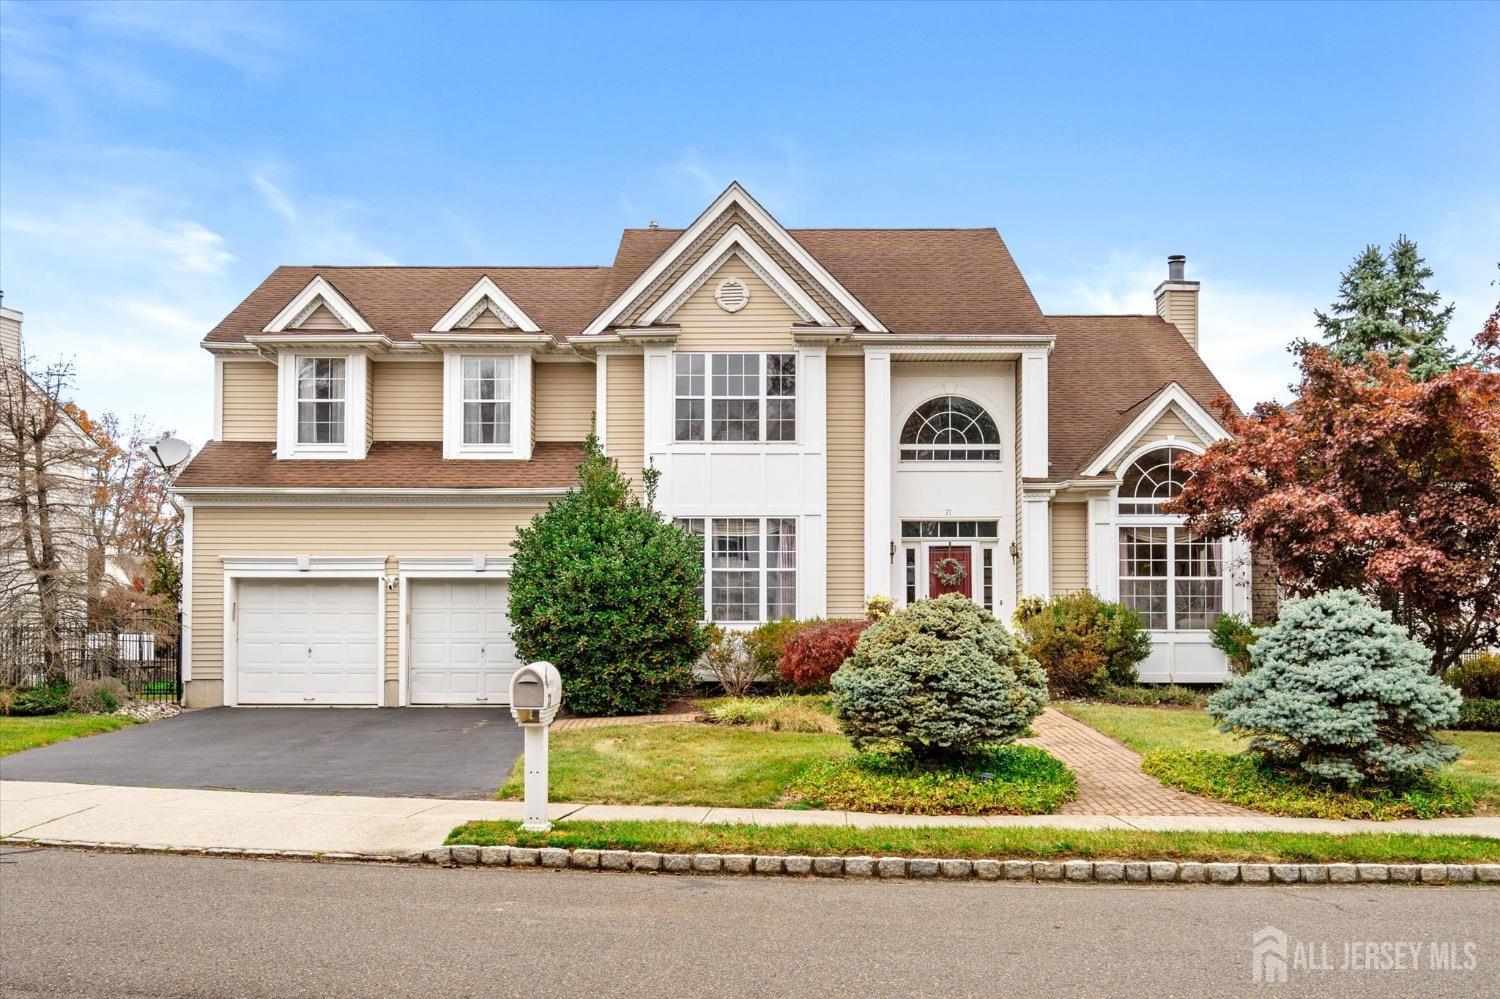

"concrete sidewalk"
[4, 780, 1498, 856]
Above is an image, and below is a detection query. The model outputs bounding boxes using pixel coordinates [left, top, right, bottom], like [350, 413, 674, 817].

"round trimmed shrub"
[1208, 589, 1461, 787]
[830, 594, 1047, 763]
[1011, 591, 1152, 695]
[779, 618, 870, 689]
[509, 436, 708, 716]
[1447, 653, 1500, 699]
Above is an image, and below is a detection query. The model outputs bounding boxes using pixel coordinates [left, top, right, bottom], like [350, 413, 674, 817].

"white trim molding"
[262, 275, 373, 334]
[431, 276, 542, 334]
[1020, 348, 1049, 479]
[1020, 494, 1051, 598]
[636, 226, 836, 327]
[580, 182, 887, 336]
[863, 347, 893, 603]
[1081, 382, 1230, 477]
[218, 555, 387, 707]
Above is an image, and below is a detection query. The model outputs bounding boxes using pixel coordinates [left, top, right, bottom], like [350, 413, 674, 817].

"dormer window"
[274, 350, 368, 459]
[296, 358, 347, 445]
[442, 352, 532, 459]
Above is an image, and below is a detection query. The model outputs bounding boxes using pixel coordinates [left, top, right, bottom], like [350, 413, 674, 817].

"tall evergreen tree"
[1313, 235, 1464, 379]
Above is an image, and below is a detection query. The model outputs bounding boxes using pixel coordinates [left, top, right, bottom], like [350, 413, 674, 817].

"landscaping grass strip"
[0, 714, 133, 757]
[445, 819, 1500, 865]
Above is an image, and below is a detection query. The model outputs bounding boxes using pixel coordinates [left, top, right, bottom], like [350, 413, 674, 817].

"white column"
[863, 348, 892, 603]
[1088, 494, 1116, 599]
[1020, 348, 1049, 479]
[1021, 494, 1051, 598]
[521, 725, 551, 832]
[800, 345, 828, 619]
[642, 346, 673, 512]
[595, 352, 608, 449]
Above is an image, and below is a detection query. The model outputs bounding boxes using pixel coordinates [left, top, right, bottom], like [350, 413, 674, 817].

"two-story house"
[173, 184, 1268, 709]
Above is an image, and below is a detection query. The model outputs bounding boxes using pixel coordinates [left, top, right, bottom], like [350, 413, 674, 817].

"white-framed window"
[295, 357, 346, 445]
[442, 352, 532, 459]
[1117, 446, 1222, 630]
[674, 516, 797, 623]
[276, 351, 368, 459]
[899, 396, 1001, 462]
[673, 352, 796, 443]
[461, 356, 512, 446]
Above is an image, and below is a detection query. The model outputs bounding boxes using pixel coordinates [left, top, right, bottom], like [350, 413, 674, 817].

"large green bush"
[509, 435, 708, 716]
[1447, 654, 1500, 699]
[1011, 591, 1152, 696]
[830, 594, 1047, 763]
[1208, 589, 1461, 787]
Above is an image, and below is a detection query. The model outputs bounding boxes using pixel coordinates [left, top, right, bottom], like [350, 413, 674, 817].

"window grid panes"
[1118, 525, 1222, 630]
[1118, 446, 1193, 514]
[905, 547, 917, 605]
[296, 357, 346, 444]
[982, 549, 994, 612]
[675, 516, 797, 623]
[675, 518, 706, 614]
[461, 356, 512, 445]
[1174, 534, 1223, 629]
[899, 396, 1001, 462]
[674, 353, 796, 443]
[900, 520, 999, 539]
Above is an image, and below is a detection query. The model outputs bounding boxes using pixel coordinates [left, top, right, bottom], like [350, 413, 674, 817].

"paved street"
[3, 849, 1496, 998]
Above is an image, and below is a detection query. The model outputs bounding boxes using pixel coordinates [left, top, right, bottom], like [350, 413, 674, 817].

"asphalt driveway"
[0, 708, 524, 799]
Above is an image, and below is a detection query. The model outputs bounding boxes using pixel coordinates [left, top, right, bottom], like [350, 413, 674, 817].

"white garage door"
[409, 579, 518, 704]
[236, 580, 380, 705]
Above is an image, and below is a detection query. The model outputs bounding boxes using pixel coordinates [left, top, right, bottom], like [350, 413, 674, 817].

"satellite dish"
[147, 434, 193, 472]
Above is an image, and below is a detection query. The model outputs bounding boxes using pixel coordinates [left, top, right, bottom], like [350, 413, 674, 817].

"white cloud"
[251, 172, 298, 223]
[249, 168, 398, 265]
[1030, 250, 1312, 409]
[2, 190, 234, 274]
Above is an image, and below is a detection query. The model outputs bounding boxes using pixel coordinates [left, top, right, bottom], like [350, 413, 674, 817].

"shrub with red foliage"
[778, 618, 870, 689]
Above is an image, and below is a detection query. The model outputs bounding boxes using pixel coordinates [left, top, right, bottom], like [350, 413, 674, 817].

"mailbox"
[509, 661, 562, 727]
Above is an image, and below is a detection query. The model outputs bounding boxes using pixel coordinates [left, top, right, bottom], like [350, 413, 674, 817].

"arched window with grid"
[898, 396, 1001, 462]
[1116, 446, 1221, 630]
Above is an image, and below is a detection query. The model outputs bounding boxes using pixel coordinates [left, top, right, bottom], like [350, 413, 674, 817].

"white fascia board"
[397, 555, 514, 575]
[579, 181, 888, 337]
[1081, 382, 1231, 477]
[636, 226, 836, 327]
[262, 275, 374, 334]
[431, 275, 542, 334]
[221, 555, 388, 573]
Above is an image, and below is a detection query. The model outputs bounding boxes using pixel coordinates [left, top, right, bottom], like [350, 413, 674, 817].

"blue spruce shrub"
[1208, 589, 1460, 787]
[830, 594, 1047, 763]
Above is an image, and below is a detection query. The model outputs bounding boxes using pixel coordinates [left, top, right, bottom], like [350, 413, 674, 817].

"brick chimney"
[1154, 255, 1200, 352]
[0, 298, 21, 365]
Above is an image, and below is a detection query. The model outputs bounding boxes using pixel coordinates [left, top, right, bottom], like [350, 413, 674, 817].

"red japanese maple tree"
[1169, 345, 1500, 673]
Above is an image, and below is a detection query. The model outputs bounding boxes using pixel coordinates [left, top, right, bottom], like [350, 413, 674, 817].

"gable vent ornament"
[715, 277, 750, 313]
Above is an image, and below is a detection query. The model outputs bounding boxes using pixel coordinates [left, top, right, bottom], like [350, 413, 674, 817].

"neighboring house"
[173, 183, 1268, 709]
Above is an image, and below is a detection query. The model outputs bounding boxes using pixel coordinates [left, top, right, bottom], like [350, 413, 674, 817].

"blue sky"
[2, 0, 1496, 445]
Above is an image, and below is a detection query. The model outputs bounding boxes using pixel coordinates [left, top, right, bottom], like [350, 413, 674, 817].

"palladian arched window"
[899, 396, 1001, 461]
[1117, 446, 1221, 631]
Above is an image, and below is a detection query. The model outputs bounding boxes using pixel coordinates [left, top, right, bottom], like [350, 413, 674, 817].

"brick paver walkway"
[1020, 708, 1257, 816]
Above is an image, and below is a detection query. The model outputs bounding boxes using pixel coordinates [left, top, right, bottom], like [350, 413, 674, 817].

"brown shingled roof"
[206, 228, 1048, 343]
[174, 441, 584, 490]
[1046, 315, 1236, 480]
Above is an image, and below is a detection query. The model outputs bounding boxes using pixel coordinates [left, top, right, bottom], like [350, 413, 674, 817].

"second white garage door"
[408, 579, 519, 704]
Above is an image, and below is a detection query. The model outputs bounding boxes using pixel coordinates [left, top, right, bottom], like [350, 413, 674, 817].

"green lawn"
[498, 724, 851, 807]
[446, 818, 1500, 865]
[0, 714, 133, 757]
[1058, 702, 1500, 815]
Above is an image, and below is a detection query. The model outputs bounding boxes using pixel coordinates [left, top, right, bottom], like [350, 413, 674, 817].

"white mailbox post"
[508, 662, 563, 832]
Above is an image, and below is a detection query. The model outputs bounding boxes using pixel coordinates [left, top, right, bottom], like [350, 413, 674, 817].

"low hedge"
[1454, 697, 1500, 732]
[782, 745, 1076, 816]
[1142, 749, 1475, 820]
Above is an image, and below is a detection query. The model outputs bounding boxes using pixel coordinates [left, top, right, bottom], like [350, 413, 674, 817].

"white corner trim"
[637, 226, 835, 327]
[579, 182, 887, 336]
[431, 276, 542, 334]
[262, 275, 374, 334]
[212, 356, 224, 440]
[1081, 382, 1230, 477]
[181, 505, 193, 687]
[595, 351, 608, 450]
[221, 555, 388, 574]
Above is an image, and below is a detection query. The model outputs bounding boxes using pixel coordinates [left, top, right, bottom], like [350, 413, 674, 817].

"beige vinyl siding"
[1107, 410, 1200, 472]
[534, 361, 595, 441]
[826, 355, 865, 617]
[1156, 288, 1199, 351]
[188, 505, 548, 706]
[1050, 502, 1089, 594]
[220, 360, 278, 441]
[605, 354, 644, 488]
[293, 303, 348, 330]
[672, 258, 799, 351]
[371, 361, 443, 440]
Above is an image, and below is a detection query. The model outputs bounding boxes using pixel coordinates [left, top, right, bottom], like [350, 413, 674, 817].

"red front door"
[927, 546, 973, 600]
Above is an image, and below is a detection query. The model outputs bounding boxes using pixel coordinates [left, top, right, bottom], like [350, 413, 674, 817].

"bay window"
[673, 352, 796, 443]
[1117, 446, 1223, 630]
[675, 516, 797, 623]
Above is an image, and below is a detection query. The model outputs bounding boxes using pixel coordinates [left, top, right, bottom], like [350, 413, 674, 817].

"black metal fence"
[0, 617, 182, 702]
